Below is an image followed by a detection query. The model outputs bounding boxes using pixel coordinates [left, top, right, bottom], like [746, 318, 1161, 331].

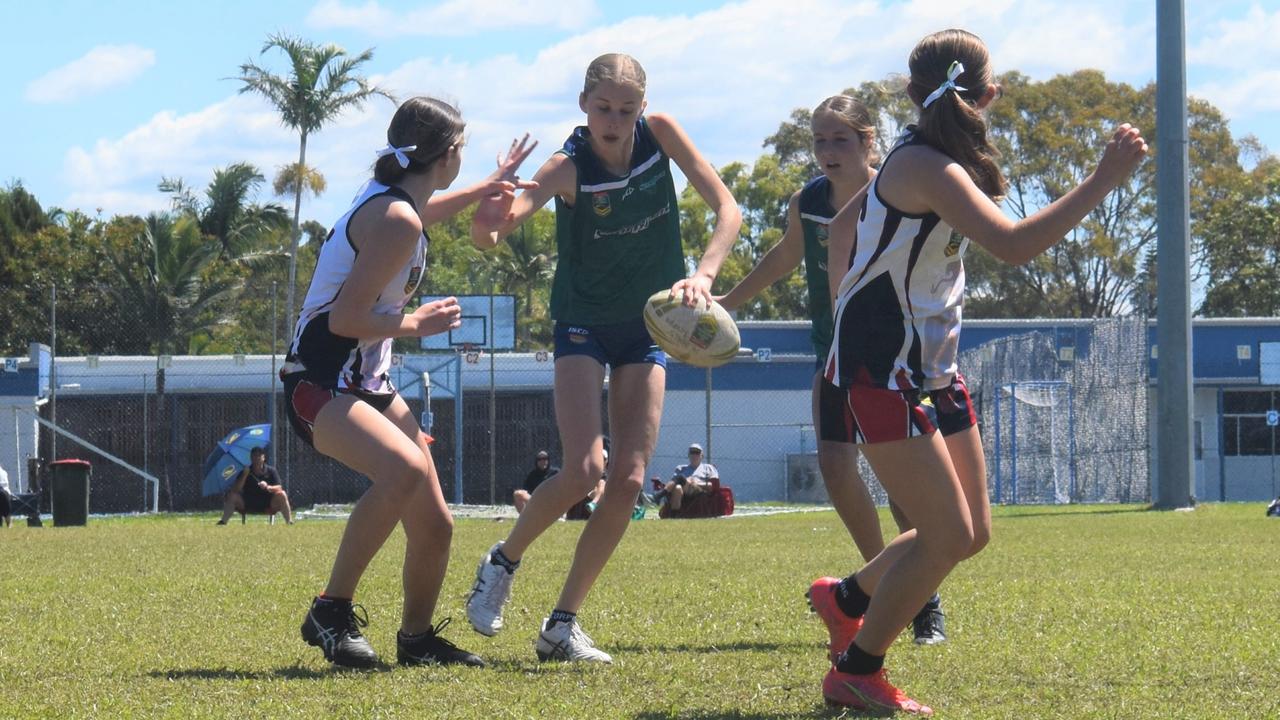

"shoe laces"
[916, 610, 943, 636]
[342, 603, 370, 639]
[861, 669, 907, 702]
[568, 621, 596, 648]
[475, 561, 514, 610]
[426, 617, 462, 651]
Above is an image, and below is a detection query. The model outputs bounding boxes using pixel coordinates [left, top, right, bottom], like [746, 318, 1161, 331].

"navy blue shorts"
[553, 319, 667, 369]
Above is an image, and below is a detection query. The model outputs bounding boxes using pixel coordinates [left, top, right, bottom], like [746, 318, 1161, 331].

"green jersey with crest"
[551, 116, 684, 325]
[798, 176, 836, 359]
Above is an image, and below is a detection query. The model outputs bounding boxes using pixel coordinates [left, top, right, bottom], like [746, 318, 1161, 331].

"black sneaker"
[911, 595, 946, 646]
[301, 597, 380, 668]
[397, 618, 486, 667]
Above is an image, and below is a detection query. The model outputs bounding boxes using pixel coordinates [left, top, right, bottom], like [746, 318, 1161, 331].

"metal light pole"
[1154, 0, 1195, 508]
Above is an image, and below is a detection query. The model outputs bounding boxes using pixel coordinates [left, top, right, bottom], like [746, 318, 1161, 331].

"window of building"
[1221, 390, 1278, 457]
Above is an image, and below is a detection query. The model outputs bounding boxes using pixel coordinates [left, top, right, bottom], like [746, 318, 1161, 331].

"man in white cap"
[654, 443, 718, 512]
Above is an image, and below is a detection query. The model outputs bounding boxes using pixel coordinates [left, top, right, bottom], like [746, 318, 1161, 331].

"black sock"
[547, 609, 577, 628]
[398, 628, 433, 642]
[316, 594, 351, 606]
[836, 642, 885, 675]
[490, 546, 520, 573]
[834, 574, 871, 618]
[920, 593, 942, 614]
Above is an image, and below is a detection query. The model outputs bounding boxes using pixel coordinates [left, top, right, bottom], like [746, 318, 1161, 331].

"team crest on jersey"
[944, 231, 965, 258]
[404, 266, 423, 294]
[592, 192, 612, 217]
[816, 223, 830, 248]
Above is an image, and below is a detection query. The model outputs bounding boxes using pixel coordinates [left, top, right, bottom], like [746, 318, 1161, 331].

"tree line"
[2, 35, 1277, 358]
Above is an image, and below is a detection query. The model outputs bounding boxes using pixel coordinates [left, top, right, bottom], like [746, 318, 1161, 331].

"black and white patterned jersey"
[825, 130, 968, 392]
[285, 180, 426, 394]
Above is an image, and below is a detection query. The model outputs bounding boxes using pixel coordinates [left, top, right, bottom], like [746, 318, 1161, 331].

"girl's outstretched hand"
[473, 180, 537, 230]
[411, 296, 463, 337]
[494, 133, 538, 183]
[1095, 124, 1148, 187]
[474, 134, 540, 232]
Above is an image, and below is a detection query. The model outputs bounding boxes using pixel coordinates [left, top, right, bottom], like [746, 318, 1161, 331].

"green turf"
[1, 504, 1277, 719]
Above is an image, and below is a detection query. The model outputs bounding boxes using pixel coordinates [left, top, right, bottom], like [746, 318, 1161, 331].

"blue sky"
[4, 0, 1279, 226]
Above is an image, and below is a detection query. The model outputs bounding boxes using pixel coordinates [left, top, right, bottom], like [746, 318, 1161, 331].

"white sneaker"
[535, 618, 613, 663]
[465, 542, 516, 637]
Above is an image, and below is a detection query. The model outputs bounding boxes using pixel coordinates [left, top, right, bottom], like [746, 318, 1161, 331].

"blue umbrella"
[201, 424, 272, 497]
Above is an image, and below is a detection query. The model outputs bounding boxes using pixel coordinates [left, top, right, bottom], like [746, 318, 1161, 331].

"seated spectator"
[217, 447, 293, 524]
[515, 450, 559, 514]
[654, 443, 718, 512]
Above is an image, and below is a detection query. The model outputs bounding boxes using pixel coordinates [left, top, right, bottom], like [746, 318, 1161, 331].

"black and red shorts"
[818, 374, 977, 445]
[281, 372, 400, 448]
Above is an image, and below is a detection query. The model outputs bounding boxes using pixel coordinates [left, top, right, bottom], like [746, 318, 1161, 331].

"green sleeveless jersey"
[798, 176, 836, 358]
[550, 116, 685, 325]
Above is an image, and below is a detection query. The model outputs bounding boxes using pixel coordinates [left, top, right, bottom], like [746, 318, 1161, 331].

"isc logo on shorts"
[567, 326, 590, 344]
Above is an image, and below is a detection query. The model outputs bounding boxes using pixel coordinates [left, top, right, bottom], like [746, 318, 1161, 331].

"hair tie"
[375, 143, 419, 169]
[922, 61, 968, 108]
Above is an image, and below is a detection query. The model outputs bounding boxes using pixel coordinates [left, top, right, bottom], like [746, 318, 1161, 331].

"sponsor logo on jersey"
[592, 192, 612, 217]
[944, 231, 965, 258]
[816, 223, 830, 248]
[404, 266, 423, 294]
[592, 204, 671, 239]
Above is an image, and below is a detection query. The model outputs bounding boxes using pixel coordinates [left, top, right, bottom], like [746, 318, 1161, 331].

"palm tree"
[234, 33, 393, 334]
[102, 213, 241, 355]
[161, 162, 290, 259]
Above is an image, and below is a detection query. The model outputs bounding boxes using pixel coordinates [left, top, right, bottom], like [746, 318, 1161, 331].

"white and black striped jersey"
[825, 130, 968, 392]
[285, 180, 426, 394]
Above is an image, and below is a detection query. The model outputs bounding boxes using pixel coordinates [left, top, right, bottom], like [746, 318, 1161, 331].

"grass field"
[1, 504, 1278, 719]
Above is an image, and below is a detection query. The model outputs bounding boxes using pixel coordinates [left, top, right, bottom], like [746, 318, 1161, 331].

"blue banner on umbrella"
[201, 424, 272, 497]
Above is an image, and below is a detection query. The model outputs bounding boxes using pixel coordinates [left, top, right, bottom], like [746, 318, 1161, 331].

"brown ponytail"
[373, 96, 465, 185]
[906, 29, 1006, 200]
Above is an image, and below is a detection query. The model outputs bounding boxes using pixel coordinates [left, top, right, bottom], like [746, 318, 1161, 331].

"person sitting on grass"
[653, 443, 718, 512]
[217, 447, 293, 525]
[515, 450, 558, 514]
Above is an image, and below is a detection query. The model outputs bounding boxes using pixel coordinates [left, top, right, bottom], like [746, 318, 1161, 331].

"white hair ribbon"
[922, 61, 968, 108]
[375, 143, 419, 169]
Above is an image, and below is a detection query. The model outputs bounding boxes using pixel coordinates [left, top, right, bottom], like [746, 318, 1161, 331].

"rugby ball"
[643, 290, 740, 368]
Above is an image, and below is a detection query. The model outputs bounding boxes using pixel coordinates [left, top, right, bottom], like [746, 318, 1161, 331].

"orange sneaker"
[823, 667, 933, 716]
[807, 576, 863, 663]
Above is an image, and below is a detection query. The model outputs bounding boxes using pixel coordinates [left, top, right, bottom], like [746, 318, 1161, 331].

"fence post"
[1010, 382, 1019, 505]
[994, 387, 1002, 504]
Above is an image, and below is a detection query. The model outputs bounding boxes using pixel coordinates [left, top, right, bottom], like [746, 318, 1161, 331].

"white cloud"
[61, 0, 1273, 222]
[62, 94, 300, 212]
[25, 45, 156, 104]
[1194, 69, 1280, 119]
[306, 0, 600, 36]
[1188, 4, 1280, 69]
[1185, 4, 1280, 121]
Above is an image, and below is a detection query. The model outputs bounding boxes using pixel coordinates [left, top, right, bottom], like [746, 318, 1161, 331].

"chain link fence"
[3, 303, 1150, 515]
